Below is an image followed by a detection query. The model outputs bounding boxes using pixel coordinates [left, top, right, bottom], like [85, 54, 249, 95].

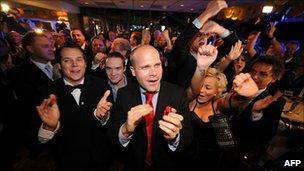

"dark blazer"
[83, 43, 94, 73]
[8, 59, 53, 152]
[230, 87, 286, 155]
[108, 81, 192, 171]
[38, 75, 113, 171]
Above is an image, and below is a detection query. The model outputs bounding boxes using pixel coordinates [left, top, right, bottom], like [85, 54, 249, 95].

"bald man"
[108, 45, 192, 170]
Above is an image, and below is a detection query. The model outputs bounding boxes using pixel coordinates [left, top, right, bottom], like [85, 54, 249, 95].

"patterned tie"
[44, 64, 53, 80]
[144, 92, 155, 166]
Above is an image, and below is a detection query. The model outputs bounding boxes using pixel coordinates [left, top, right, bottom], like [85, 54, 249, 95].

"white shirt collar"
[81, 43, 86, 50]
[30, 58, 52, 71]
[255, 87, 267, 98]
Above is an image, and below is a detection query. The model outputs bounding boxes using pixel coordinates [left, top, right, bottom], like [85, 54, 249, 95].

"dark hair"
[71, 28, 86, 39]
[90, 35, 105, 45]
[56, 43, 86, 62]
[131, 31, 142, 45]
[106, 51, 125, 67]
[22, 30, 47, 50]
[250, 55, 285, 80]
[286, 40, 300, 49]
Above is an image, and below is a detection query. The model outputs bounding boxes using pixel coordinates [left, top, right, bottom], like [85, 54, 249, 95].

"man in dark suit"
[8, 30, 57, 156]
[108, 45, 192, 171]
[36, 43, 113, 170]
[230, 56, 286, 165]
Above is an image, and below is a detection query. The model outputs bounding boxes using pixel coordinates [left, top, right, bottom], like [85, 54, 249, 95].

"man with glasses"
[230, 55, 286, 165]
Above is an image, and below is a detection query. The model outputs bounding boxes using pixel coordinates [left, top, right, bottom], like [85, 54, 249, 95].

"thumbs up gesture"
[96, 90, 113, 120]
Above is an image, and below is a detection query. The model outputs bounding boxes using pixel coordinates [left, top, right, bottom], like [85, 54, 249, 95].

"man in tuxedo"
[8, 30, 57, 156]
[36, 43, 113, 170]
[108, 45, 193, 170]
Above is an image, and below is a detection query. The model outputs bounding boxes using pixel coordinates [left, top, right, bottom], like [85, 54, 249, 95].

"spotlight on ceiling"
[1, 3, 10, 13]
[262, 6, 273, 14]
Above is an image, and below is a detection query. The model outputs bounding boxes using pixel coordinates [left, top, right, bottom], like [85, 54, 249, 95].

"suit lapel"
[27, 60, 52, 84]
[155, 82, 169, 122]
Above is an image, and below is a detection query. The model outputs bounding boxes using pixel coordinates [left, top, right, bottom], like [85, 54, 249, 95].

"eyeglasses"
[250, 69, 273, 79]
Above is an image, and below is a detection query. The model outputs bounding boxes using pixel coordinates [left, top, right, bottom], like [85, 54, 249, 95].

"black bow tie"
[65, 84, 84, 93]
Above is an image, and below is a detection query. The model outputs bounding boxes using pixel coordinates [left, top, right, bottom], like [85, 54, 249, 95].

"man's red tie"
[145, 92, 155, 166]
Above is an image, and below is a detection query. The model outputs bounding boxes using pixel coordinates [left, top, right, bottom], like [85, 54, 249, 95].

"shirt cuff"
[118, 125, 133, 147]
[38, 122, 60, 143]
[168, 133, 180, 151]
[219, 30, 232, 38]
[94, 109, 110, 126]
[192, 18, 203, 29]
[251, 111, 263, 121]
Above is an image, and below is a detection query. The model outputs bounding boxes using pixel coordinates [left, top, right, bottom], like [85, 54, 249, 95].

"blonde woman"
[183, 44, 258, 170]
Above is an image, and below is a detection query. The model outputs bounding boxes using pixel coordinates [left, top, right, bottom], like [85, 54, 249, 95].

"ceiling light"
[262, 6, 273, 14]
[1, 3, 10, 13]
[190, 8, 194, 11]
[84, 2, 89, 5]
[34, 28, 43, 34]
[180, 4, 184, 7]
[140, 5, 144, 8]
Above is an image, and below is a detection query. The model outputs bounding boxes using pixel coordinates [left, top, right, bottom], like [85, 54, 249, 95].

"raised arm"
[216, 73, 258, 113]
[215, 40, 243, 72]
[187, 44, 218, 100]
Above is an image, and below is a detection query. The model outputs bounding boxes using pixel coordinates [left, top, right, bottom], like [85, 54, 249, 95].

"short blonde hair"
[205, 67, 228, 94]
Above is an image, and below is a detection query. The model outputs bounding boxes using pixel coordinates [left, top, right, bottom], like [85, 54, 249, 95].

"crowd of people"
[0, 0, 303, 170]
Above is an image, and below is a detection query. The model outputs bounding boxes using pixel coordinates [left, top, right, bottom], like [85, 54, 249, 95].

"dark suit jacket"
[38, 75, 113, 171]
[8, 59, 53, 151]
[108, 81, 192, 171]
[83, 44, 94, 73]
[230, 87, 286, 154]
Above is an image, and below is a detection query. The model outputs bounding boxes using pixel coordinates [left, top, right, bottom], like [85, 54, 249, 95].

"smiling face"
[105, 57, 125, 85]
[71, 29, 86, 46]
[130, 45, 162, 92]
[197, 76, 219, 103]
[60, 47, 86, 85]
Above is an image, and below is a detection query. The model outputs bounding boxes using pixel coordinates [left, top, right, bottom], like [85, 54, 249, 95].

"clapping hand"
[122, 104, 153, 137]
[159, 108, 183, 141]
[95, 90, 113, 120]
[36, 94, 60, 131]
